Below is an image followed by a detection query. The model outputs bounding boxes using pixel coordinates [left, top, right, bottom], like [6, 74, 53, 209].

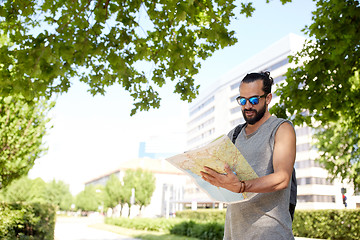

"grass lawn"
[89, 223, 199, 240]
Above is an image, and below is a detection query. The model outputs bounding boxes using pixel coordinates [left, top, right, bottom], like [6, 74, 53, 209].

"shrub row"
[0, 202, 56, 240]
[105, 216, 224, 240]
[170, 220, 224, 240]
[105, 209, 360, 240]
[105, 217, 183, 232]
[292, 209, 360, 240]
[175, 209, 226, 223]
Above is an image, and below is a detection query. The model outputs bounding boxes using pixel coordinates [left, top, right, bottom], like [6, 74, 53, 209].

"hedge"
[174, 209, 360, 240]
[170, 220, 224, 240]
[104, 209, 360, 240]
[0, 202, 56, 240]
[292, 209, 360, 240]
[105, 217, 184, 232]
[175, 209, 226, 223]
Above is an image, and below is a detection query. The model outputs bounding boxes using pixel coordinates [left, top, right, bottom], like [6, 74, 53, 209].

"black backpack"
[231, 123, 297, 221]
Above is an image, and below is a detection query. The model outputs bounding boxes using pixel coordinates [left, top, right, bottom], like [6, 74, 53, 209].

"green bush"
[170, 220, 224, 240]
[0, 202, 56, 240]
[105, 217, 184, 232]
[175, 209, 226, 223]
[106, 209, 360, 240]
[293, 209, 360, 240]
[176, 209, 360, 240]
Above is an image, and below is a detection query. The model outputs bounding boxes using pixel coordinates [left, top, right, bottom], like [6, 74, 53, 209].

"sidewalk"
[55, 216, 139, 240]
[55, 216, 322, 240]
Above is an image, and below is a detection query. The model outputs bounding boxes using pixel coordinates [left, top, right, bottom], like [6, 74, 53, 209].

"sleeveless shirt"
[224, 116, 295, 240]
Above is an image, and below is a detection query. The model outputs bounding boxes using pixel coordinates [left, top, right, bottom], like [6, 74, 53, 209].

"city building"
[85, 157, 188, 218]
[186, 33, 360, 209]
[85, 138, 229, 218]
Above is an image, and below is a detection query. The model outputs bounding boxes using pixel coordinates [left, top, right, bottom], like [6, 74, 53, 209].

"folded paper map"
[166, 135, 258, 203]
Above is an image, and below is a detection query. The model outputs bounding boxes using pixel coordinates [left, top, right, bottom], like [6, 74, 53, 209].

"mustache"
[244, 109, 256, 113]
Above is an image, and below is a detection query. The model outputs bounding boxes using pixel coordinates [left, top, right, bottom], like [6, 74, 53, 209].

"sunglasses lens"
[249, 97, 259, 105]
[239, 98, 247, 105]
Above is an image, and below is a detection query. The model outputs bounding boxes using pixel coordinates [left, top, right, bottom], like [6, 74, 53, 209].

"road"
[55, 215, 138, 240]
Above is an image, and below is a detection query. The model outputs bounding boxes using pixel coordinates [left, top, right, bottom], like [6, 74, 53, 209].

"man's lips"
[244, 110, 256, 117]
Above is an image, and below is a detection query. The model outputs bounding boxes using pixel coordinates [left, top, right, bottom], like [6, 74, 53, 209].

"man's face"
[239, 80, 268, 125]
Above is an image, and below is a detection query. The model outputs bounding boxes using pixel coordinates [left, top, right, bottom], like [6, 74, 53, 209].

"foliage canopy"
[122, 168, 156, 215]
[0, 0, 291, 115]
[75, 184, 103, 212]
[104, 174, 131, 215]
[0, 96, 54, 189]
[0, 176, 73, 211]
[272, 0, 360, 190]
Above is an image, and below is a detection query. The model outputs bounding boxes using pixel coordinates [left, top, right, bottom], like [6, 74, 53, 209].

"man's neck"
[245, 111, 271, 135]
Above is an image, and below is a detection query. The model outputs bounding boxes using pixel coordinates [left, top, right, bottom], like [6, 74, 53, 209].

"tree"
[44, 179, 73, 211]
[0, 176, 74, 211]
[104, 174, 130, 216]
[122, 169, 136, 217]
[134, 169, 156, 214]
[0, 176, 46, 202]
[0, 0, 291, 115]
[0, 95, 54, 189]
[271, 0, 360, 190]
[123, 168, 156, 216]
[30, 177, 48, 203]
[75, 184, 102, 212]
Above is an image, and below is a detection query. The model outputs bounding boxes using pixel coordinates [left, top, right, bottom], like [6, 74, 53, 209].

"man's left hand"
[200, 163, 241, 193]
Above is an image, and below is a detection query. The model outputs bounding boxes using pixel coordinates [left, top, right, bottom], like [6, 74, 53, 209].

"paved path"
[55, 215, 138, 240]
[55, 215, 320, 240]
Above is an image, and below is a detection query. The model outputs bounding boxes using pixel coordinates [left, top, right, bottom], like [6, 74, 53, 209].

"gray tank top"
[224, 116, 294, 240]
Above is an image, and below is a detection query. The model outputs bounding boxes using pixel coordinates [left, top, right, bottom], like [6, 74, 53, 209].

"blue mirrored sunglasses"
[236, 93, 267, 106]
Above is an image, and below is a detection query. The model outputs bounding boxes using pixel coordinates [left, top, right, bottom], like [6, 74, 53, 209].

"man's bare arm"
[200, 122, 296, 193]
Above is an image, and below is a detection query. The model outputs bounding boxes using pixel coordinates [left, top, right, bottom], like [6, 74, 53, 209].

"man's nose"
[244, 100, 253, 109]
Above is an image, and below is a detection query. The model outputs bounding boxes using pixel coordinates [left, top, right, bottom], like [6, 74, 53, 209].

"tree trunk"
[128, 204, 131, 218]
[119, 203, 123, 217]
[139, 205, 143, 216]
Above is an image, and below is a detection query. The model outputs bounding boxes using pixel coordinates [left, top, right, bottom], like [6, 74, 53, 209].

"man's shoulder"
[269, 116, 293, 128]
[227, 127, 235, 139]
[270, 117, 296, 141]
[268, 116, 295, 137]
[227, 123, 246, 139]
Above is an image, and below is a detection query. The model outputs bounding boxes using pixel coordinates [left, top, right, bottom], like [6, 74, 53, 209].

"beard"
[242, 101, 267, 125]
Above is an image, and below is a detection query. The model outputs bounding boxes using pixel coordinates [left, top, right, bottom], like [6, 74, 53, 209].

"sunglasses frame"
[236, 93, 268, 106]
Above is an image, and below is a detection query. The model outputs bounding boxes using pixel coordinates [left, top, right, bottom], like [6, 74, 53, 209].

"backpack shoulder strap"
[232, 123, 246, 144]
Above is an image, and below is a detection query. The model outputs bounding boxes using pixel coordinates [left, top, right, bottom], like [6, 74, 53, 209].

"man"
[201, 71, 296, 240]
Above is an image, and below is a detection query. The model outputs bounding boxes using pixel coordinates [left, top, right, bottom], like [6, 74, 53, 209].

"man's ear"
[266, 93, 272, 104]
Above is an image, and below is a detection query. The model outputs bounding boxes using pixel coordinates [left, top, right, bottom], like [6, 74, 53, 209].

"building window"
[274, 75, 286, 84]
[231, 82, 240, 90]
[296, 143, 311, 152]
[296, 127, 312, 137]
[187, 118, 215, 135]
[230, 95, 238, 102]
[230, 106, 242, 114]
[297, 195, 335, 203]
[263, 58, 289, 72]
[231, 118, 244, 126]
[189, 96, 215, 116]
[187, 128, 215, 146]
[295, 159, 322, 169]
[188, 107, 215, 126]
[297, 177, 333, 185]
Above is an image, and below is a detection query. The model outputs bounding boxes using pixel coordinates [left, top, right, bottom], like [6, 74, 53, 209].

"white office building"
[186, 33, 360, 209]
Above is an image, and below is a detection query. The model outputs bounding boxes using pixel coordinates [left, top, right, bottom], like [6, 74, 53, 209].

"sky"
[28, 0, 316, 194]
